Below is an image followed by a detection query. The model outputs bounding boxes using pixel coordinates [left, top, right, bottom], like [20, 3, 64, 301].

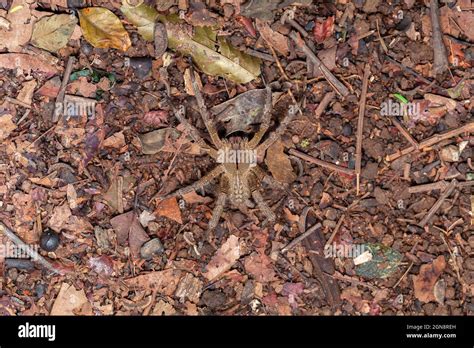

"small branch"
[386, 122, 474, 161]
[314, 91, 336, 118]
[390, 117, 419, 149]
[355, 64, 371, 195]
[430, 0, 449, 75]
[281, 223, 321, 253]
[4, 96, 32, 109]
[418, 179, 457, 227]
[289, 31, 350, 97]
[53, 56, 76, 123]
[288, 149, 355, 175]
[0, 222, 64, 274]
[409, 180, 474, 194]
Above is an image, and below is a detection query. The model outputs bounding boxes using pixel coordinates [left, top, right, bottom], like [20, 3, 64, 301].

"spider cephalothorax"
[159, 68, 297, 232]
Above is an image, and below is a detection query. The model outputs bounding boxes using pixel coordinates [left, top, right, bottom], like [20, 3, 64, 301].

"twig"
[324, 214, 345, 249]
[329, 272, 379, 291]
[281, 223, 321, 253]
[418, 179, 457, 227]
[0, 222, 64, 274]
[390, 117, 419, 149]
[355, 63, 371, 195]
[392, 262, 414, 288]
[409, 180, 474, 194]
[289, 31, 350, 97]
[4, 96, 32, 109]
[314, 91, 336, 118]
[25, 126, 56, 149]
[383, 54, 437, 87]
[386, 122, 474, 161]
[245, 48, 275, 62]
[288, 149, 355, 175]
[430, 0, 449, 75]
[53, 56, 76, 123]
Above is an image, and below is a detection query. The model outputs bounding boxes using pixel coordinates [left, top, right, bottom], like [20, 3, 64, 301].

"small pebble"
[140, 238, 164, 260]
[342, 123, 353, 136]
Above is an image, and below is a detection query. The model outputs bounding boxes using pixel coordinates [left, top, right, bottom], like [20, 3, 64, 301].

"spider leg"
[252, 190, 276, 223]
[207, 191, 227, 232]
[256, 103, 299, 156]
[173, 105, 218, 159]
[189, 68, 224, 149]
[251, 164, 287, 190]
[247, 86, 272, 148]
[159, 165, 224, 200]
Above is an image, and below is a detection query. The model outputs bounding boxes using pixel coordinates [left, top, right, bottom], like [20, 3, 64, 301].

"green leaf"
[31, 14, 78, 53]
[78, 7, 131, 51]
[355, 243, 403, 279]
[120, 2, 261, 83]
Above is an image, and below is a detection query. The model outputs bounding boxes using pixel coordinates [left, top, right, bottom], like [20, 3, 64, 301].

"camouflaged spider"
[160, 69, 297, 232]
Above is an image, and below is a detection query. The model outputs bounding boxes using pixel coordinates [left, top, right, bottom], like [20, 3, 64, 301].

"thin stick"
[53, 56, 76, 123]
[281, 223, 321, 253]
[0, 222, 64, 274]
[393, 262, 414, 288]
[324, 214, 345, 248]
[314, 91, 335, 118]
[409, 180, 474, 194]
[390, 117, 419, 149]
[288, 149, 355, 175]
[355, 64, 371, 195]
[419, 179, 457, 227]
[386, 122, 474, 161]
[289, 31, 350, 97]
[430, 0, 449, 75]
[4, 96, 32, 109]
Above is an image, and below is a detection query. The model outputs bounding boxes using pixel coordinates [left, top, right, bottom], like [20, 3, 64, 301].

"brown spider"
[160, 69, 297, 232]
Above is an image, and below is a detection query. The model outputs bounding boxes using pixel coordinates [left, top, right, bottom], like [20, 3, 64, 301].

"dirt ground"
[0, 0, 473, 316]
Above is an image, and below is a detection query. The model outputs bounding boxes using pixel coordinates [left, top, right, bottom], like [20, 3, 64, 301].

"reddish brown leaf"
[313, 16, 335, 44]
[155, 197, 183, 224]
[413, 256, 446, 303]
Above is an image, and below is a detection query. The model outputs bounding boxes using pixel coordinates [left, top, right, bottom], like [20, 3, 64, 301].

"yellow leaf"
[78, 7, 131, 51]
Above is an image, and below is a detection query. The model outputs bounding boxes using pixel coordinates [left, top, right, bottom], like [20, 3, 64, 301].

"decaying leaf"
[125, 269, 183, 295]
[31, 14, 77, 52]
[138, 128, 181, 155]
[265, 140, 296, 184]
[120, 3, 260, 83]
[204, 234, 240, 281]
[175, 273, 203, 303]
[211, 88, 269, 135]
[0, 114, 17, 141]
[355, 243, 403, 279]
[413, 255, 446, 303]
[16, 79, 37, 106]
[155, 197, 183, 224]
[78, 7, 131, 51]
[0, 0, 33, 52]
[313, 16, 335, 43]
[51, 283, 91, 315]
[48, 203, 93, 234]
[0, 53, 59, 76]
[110, 211, 150, 258]
[255, 19, 289, 55]
[244, 251, 277, 283]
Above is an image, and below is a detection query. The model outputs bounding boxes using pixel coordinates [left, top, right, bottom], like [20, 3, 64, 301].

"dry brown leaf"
[182, 191, 213, 204]
[265, 140, 295, 184]
[16, 80, 37, 106]
[174, 273, 203, 303]
[103, 131, 126, 149]
[50, 283, 91, 315]
[0, 53, 59, 76]
[110, 211, 150, 258]
[255, 19, 289, 56]
[125, 269, 183, 295]
[0, 114, 17, 141]
[204, 234, 240, 281]
[244, 251, 277, 283]
[155, 197, 183, 224]
[0, 0, 33, 52]
[413, 256, 446, 303]
[48, 203, 93, 233]
[67, 76, 97, 98]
